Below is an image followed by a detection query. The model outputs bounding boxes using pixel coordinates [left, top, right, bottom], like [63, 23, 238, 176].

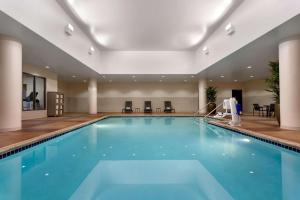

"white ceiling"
[61, 0, 242, 51]
[201, 14, 300, 83]
[0, 11, 100, 82]
[1, 2, 300, 84]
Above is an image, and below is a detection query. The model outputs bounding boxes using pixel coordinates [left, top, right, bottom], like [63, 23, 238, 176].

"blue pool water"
[0, 117, 300, 200]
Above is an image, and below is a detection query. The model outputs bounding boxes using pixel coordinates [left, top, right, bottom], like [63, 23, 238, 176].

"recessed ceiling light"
[250, 75, 255, 78]
[209, 80, 213, 82]
[88, 46, 95, 55]
[65, 23, 74, 36]
[247, 66, 252, 69]
[225, 23, 235, 35]
[161, 75, 166, 78]
[132, 75, 136, 78]
[45, 66, 50, 69]
[159, 80, 163, 82]
[191, 75, 195, 78]
[202, 46, 209, 55]
[72, 75, 76, 78]
[102, 75, 106, 78]
[220, 75, 225, 78]
[234, 80, 238, 82]
[83, 80, 87, 83]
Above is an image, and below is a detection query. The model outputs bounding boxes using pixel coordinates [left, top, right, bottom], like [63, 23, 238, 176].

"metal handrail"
[203, 103, 223, 122]
[193, 102, 211, 117]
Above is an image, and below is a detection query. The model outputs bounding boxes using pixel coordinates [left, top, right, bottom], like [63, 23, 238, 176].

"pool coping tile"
[0, 115, 299, 159]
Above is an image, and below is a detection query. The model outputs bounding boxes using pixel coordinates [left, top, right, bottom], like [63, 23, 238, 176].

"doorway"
[232, 90, 243, 111]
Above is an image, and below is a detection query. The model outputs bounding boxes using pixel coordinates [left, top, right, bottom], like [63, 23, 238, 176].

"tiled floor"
[1, 112, 300, 153]
[239, 115, 300, 143]
[0, 113, 103, 149]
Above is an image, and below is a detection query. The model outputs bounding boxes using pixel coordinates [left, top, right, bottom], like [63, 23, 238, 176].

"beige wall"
[58, 79, 273, 114]
[59, 81, 198, 113]
[243, 80, 273, 113]
[209, 82, 243, 109]
[209, 80, 273, 113]
[22, 64, 58, 120]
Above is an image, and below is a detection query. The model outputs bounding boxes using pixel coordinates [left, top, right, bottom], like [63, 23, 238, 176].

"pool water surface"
[0, 117, 299, 200]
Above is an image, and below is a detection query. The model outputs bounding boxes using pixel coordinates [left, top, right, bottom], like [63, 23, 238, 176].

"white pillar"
[198, 79, 207, 114]
[88, 78, 98, 115]
[279, 36, 300, 130]
[0, 36, 22, 132]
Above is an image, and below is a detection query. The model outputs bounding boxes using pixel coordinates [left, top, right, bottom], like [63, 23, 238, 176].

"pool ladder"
[203, 103, 223, 122]
[193, 103, 210, 117]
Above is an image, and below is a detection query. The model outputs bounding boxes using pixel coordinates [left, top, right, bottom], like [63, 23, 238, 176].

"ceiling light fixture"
[209, 80, 213, 82]
[225, 23, 235, 35]
[72, 75, 76, 78]
[202, 46, 209, 55]
[191, 75, 195, 78]
[132, 75, 136, 78]
[102, 75, 106, 78]
[161, 75, 166, 78]
[83, 80, 87, 83]
[234, 80, 238, 82]
[159, 80, 163, 82]
[247, 66, 252, 69]
[88, 46, 95, 55]
[250, 75, 255, 78]
[220, 75, 225, 78]
[65, 23, 74, 36]
[45, 66, 50, 69]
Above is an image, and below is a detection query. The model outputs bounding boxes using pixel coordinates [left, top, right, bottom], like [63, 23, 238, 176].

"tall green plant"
[265, 61, 280, 103]
[206, 86, 217, 103]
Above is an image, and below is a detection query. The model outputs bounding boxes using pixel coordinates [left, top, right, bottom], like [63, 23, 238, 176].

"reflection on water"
[164, 117, 173, 125]
[123, 118, 133, 125]
[0, 117, 300, 200]
[70, 160, 233, 200]
[144, 118, 152, 125]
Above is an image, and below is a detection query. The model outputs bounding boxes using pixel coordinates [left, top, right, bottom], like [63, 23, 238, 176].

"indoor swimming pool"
[0, 117, 299, 200]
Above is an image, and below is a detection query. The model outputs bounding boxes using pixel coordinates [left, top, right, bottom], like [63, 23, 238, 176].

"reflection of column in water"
[0, 157, 21, 199]
[89, 126, 98, 150]
[281, 151, 300, 199]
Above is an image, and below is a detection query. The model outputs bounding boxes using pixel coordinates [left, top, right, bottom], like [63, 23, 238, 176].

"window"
[22, 73, 46, 111]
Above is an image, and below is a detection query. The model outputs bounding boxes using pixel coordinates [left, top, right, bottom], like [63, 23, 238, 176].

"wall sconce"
[225, 23, 235, 35]
[88, 46, 95, 55]
[65, 23, 74, 36]
[202, 46, 209, 55]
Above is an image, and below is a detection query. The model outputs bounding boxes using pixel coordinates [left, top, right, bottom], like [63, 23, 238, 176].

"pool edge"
[1, 115, 299, 159]
[0, 116, 109, 159]
[208, 120, 300, 153]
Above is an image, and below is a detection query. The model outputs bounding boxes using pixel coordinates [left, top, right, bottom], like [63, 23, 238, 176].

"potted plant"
[206, 86, 217, 114]
[265, 61, 280, 124]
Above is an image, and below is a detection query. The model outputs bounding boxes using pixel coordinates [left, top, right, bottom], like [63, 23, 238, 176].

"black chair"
[268, 103, 275, 117]
[253, 104, 265, 116]
[123, 101, 133, 113]
[144, 101, 152, 113]
[164, 101, 175, 113]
